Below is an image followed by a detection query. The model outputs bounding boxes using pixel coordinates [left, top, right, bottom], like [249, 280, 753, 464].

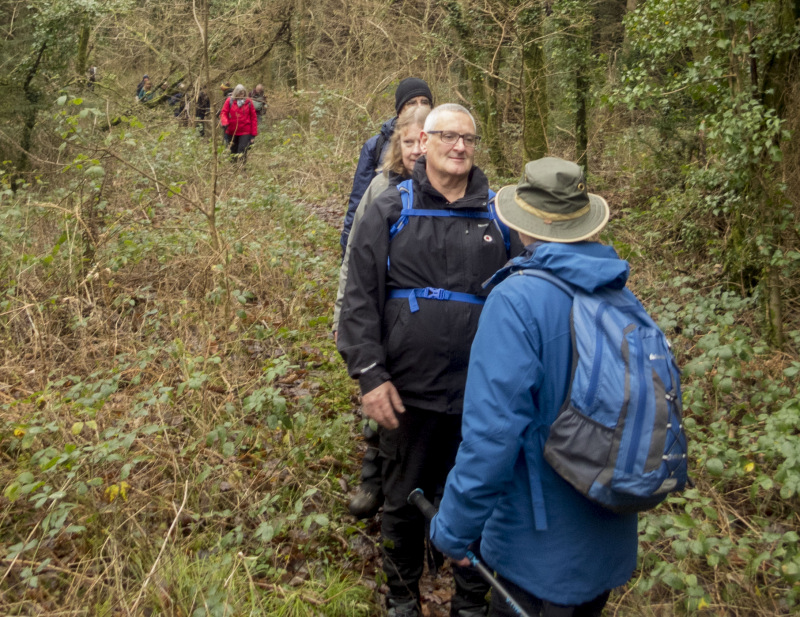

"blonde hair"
[382, 106, 430, 177]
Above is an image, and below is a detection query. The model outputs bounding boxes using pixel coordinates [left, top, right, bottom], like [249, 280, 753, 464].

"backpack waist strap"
[388, 287, 486, 313]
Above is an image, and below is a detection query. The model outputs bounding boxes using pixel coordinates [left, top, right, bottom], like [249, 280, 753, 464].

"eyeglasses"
[427, 131, 481, 147]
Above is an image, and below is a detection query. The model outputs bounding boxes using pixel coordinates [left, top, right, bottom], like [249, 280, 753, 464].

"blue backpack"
[520, 269, 688, 513]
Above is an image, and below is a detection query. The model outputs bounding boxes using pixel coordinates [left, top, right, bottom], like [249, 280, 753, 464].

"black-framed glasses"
[427, 131, 481, 147]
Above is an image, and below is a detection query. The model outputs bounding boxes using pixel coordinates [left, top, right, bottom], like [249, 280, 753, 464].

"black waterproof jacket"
[340, 117, 396, 254]
[337, 157, 523, 413]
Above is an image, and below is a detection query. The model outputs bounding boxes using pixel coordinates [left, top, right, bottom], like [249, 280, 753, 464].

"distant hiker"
[137, 76, 152, 101]
[137, 77, 164, 103]
[195, 88, 210, 136]
[249, 84, 267, 128]
[430, 158, 639, 617]
[339, 77, 433, 259]
[220, 84, 258, 163]
[136, 74, 149, 98]
[87, 66, 98, 91]
[169, 83, 188, 122]
[332, 104, 431, 521]
[337, 103, 522, 617]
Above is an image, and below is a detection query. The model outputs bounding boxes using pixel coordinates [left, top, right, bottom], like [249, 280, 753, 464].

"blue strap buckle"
[388, 287, 485, 313]
[421, 287, 450, 301]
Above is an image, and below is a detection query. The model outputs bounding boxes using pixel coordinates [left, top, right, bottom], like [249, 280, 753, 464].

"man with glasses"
[338, 103, 522, 617]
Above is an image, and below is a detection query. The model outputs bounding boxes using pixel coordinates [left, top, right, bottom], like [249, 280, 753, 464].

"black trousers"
[488, 574, 610, 617]
[360, 421, 383, 495]
[380, 407, 489, 613]
[230, 134, 253, 161]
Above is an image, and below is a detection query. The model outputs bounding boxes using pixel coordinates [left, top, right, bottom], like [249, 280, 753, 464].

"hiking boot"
[348, 487, 383, 519]
[387, 597, 421, 617]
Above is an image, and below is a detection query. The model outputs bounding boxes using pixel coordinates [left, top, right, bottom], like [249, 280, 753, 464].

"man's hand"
[452, 556, 471, 567]
[362, 381, 405, 429]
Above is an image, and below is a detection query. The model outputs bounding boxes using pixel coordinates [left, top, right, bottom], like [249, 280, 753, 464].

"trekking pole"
[407, 488, 533, 617]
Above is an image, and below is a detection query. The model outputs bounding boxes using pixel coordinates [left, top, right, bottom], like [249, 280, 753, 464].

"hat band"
[514, 193, 590, 222]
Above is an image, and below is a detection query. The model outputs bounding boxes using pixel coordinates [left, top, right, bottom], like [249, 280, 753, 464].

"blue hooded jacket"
[340, 117, 396, 255]
[430, 241, 639, 606]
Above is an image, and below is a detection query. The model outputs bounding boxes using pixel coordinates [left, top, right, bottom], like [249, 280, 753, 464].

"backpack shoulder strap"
[517, 269, 575, 298]
[388, 179, 413, 241]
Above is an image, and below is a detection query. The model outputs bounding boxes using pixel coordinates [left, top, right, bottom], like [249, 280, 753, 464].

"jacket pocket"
[383, 299, 409, 361]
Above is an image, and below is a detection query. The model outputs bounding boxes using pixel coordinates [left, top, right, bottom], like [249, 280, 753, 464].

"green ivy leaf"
[706, 458, 724, 476]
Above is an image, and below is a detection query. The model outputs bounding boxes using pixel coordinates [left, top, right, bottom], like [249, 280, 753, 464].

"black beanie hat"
[394, 78, 433, 115]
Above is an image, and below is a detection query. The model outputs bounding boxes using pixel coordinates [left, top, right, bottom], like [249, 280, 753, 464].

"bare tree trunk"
[17, 42, 47, 180]
[76, 24, 91, 82]
[469, 67, 509, 176]
[195, 0, 220, 252]
[522, 32, 547, 161]
[294, 0, 307, 90]
[768, 266, 784, 349]
[444, 1, 509, 175]
[575, 62, 589, 170]
[756, 0, 798, 349]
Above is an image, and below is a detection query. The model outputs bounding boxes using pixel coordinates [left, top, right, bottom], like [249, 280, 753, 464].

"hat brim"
[495, 184, 609, 243]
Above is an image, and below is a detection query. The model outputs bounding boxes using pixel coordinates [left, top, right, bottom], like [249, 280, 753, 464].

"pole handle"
[406, 488, 534, 617]
[407, 488, 438, 521]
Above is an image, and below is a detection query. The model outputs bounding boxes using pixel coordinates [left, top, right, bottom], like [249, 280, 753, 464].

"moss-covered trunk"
[16, 42, 47, 180]
[522, 32, 547, 162]
[76, 24, 91, 81]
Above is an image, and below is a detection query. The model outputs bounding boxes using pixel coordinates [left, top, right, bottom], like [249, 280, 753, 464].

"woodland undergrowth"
[1, 87, 799, 617]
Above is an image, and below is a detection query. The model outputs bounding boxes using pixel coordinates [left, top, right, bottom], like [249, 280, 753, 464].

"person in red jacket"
[220, 84, 258, 162]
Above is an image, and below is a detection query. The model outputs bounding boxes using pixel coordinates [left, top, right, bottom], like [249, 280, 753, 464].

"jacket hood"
[486, 241, 629, 292]
[381, 117, 397, 139]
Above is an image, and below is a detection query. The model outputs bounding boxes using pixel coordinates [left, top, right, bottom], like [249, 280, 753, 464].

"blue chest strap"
[388, 287, 486, 313]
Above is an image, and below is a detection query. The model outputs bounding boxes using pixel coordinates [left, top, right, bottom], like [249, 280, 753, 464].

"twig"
[0, 558, 98, 584]
[129, 480, 189, 614]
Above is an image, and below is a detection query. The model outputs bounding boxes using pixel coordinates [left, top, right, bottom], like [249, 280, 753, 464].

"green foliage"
[634, 278, 800, 611]
[4, 3, 800, 615]
[0, 87, 372, 614]
[613, 0, 799, 287]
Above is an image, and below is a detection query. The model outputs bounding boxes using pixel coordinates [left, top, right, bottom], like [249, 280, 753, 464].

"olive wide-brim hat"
[495, 157, 609, 243]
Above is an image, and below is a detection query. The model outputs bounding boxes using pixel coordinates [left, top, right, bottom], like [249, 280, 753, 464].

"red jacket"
[220, 98, 258, 137]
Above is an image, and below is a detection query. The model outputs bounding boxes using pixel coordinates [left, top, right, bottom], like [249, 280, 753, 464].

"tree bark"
[293, 0, 307, 90]
[522, 31, 547, 161]
[76, 23, 91, 81]
[443, 0, 509, 175]
[17, 42, 47, 178]
[575, 61, 589, 170]
[768, 266, 784, 349]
